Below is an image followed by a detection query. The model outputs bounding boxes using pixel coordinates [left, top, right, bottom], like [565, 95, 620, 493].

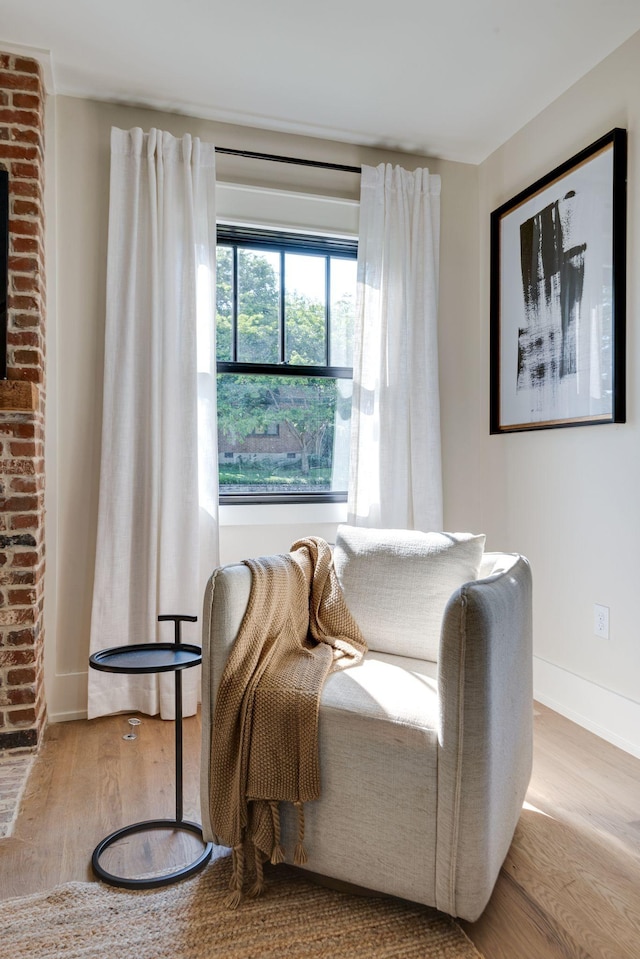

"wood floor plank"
[464, 868, 591, 959]
[500, 812, 639, 958]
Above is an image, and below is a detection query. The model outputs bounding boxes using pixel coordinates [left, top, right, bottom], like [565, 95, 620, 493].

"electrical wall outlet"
[594, 604, 610, 640]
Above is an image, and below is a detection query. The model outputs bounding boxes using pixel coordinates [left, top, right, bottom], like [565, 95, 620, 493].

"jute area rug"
[0, 855, 483, 959]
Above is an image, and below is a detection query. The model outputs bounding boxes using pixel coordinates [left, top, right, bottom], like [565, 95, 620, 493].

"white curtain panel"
[88, 127, 219, 720]
[348, 164, 443, 531]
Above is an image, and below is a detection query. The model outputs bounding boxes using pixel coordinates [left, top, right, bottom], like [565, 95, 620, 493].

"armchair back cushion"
[333, 525, 485, 662]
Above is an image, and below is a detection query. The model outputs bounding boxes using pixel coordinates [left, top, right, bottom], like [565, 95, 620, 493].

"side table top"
[89, 643, 202, 674]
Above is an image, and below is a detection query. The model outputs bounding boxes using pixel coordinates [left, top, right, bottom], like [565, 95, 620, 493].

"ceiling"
[2, 0, 640, 164]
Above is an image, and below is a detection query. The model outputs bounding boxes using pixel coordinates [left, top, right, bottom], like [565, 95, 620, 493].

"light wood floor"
[1, 704, 639, 959]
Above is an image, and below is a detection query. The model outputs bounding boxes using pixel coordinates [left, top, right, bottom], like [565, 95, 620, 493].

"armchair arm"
[199, 563, 252, 841]
[435, 553, 533, 920]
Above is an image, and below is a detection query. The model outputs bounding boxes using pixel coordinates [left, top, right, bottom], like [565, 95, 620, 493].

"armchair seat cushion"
[321, 651, 439, 729]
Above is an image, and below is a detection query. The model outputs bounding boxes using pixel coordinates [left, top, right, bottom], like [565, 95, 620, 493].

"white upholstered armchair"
[200, 526, 533, 921]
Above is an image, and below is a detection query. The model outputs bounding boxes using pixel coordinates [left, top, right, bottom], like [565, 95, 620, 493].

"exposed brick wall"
[0, 53, 47, 752]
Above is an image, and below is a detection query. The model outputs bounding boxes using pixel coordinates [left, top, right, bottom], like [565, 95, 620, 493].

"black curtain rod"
[215, 146, 361, 175]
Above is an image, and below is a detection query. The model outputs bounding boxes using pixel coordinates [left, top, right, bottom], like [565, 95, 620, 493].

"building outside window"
[216, 226, 357, 504]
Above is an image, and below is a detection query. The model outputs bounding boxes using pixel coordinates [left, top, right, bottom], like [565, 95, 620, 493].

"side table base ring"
[92, 819, 213, 889]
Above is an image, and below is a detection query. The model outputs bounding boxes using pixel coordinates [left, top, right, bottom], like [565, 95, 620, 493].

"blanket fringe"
[224, 889, 243, 910]
[225, 843, 245, 908]
[269, 800, 286, 864]
[293, 800, 308, 865]
[248, 842, 266, 899]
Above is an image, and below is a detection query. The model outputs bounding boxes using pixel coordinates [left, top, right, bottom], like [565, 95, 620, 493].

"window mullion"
[325, 255, 330, 366]
[232, 244, 238, 363]
[217, 360, 352, 378]
[279, 249, 286, 363]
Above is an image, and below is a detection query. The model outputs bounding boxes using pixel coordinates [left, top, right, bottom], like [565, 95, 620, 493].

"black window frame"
[216, 225, 357, 505]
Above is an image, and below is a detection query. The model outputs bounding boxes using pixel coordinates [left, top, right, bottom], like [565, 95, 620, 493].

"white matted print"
[490, 129, 626, 434]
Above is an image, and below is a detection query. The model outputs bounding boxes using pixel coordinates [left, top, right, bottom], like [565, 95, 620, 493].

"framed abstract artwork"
[490, 128, 627, 434]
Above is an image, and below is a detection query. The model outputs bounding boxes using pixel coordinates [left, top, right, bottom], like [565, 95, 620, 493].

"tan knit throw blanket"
[209, 536, 366, 906]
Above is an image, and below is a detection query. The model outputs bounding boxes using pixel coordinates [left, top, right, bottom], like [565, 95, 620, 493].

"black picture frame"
[490, 128, 627, 434]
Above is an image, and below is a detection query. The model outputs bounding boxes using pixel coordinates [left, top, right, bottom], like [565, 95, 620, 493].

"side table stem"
[175, 667, 183, 823]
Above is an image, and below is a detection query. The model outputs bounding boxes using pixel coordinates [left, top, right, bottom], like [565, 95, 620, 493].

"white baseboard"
[534, 656, 640, 760]
[48, 707, 87, 723]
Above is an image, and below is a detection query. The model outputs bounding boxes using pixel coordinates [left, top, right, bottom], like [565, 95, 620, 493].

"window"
[251, 423, 280, 437]
[216, 226, 357, 503]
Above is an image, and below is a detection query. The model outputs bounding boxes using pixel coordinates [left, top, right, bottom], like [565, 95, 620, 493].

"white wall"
[46, 96, 478, 721]
[478, 30, 640, 757]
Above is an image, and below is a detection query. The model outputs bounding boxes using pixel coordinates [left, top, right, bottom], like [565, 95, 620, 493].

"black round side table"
[88, 614, 213, 889]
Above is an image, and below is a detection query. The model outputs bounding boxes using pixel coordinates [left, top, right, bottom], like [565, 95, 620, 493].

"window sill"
[219, 501, 348, 527]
